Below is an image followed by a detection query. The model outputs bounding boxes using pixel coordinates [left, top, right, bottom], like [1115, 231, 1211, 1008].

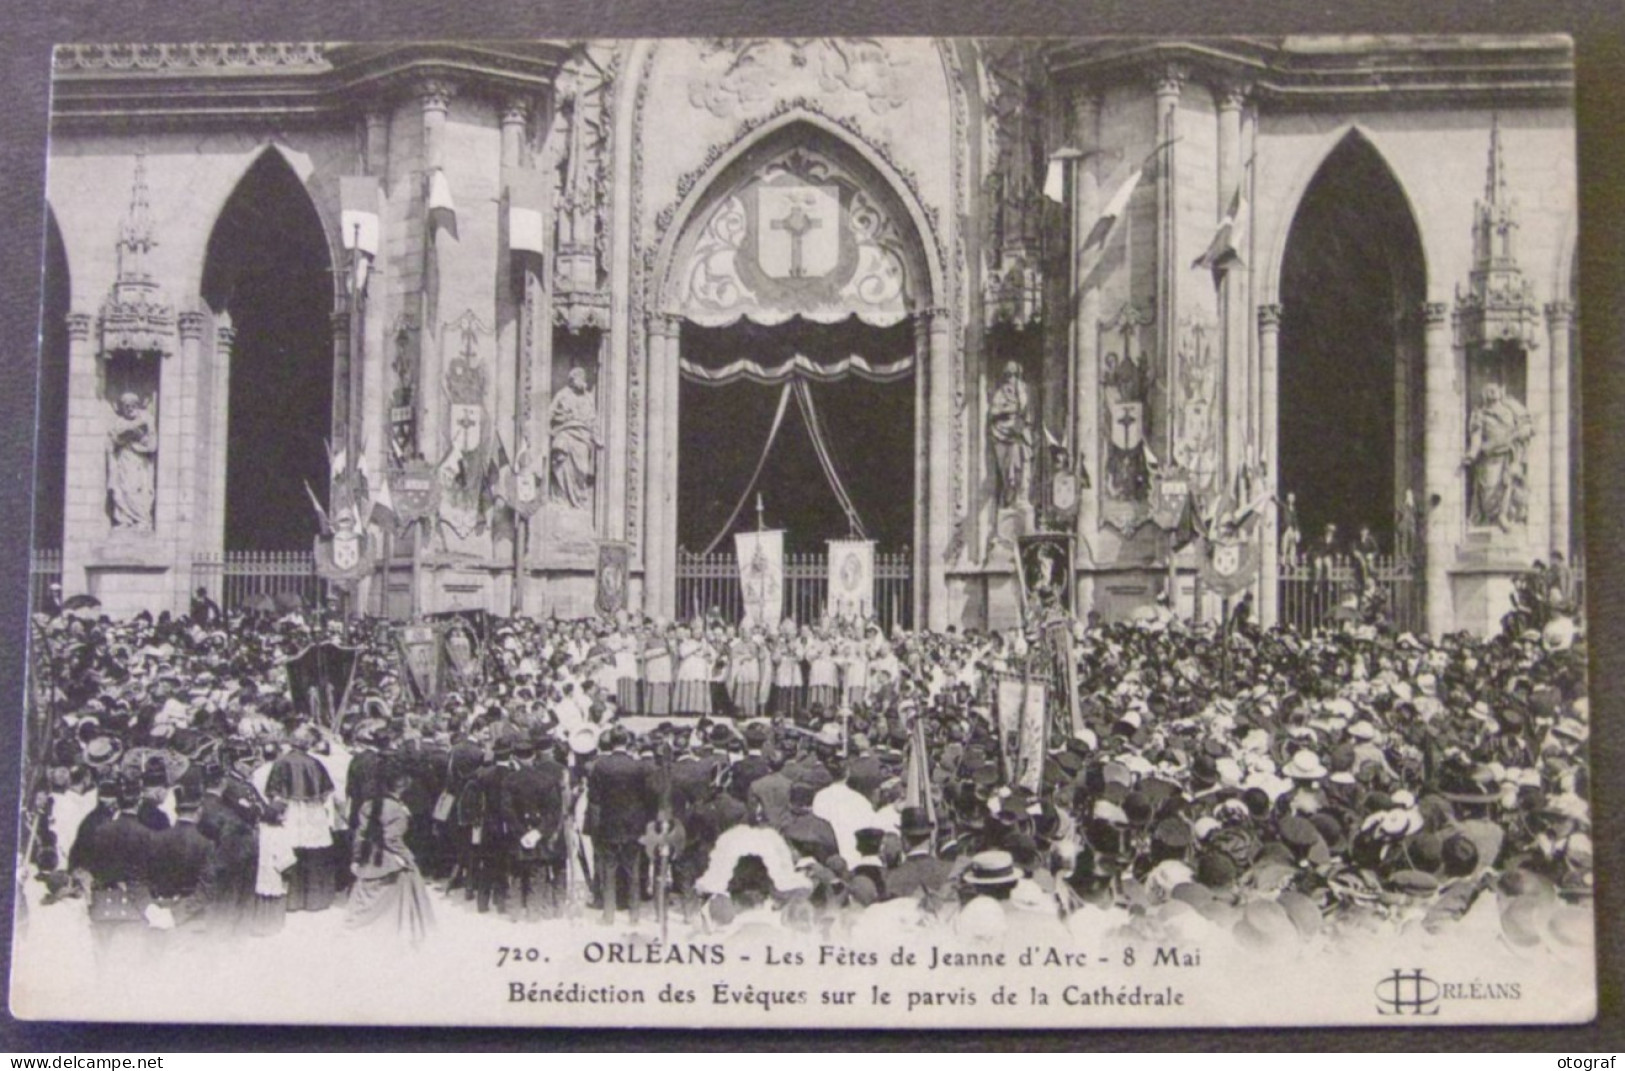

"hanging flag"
[1201, 531, 1260, 598]
[369, 471, 398, 532]
[427, 168, 458, 240]
[1171, 491, 1202, 552]
[340, 176, 380, 293]
[504, 165, 549, 258]
[734, 530, 784, 629]
[1080, 165, 1142, 253]
[826, 539, 875, 621]
[1042, 147, 1082, 204]
[1192, 182, 1249, 286]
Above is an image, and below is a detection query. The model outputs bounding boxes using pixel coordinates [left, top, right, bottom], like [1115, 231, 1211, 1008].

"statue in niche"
[548, 366, 600, 512]
[987, 361, 1034, 510]
[1464, 381, 1533, 531]
[106, 391, 157, 530]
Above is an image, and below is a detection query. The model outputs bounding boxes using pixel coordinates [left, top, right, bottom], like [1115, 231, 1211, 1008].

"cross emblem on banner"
[770, 203, 822, 278]
[1116, 406, 1138, 440]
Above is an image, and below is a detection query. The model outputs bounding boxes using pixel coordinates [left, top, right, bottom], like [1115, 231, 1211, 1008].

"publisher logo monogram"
[1375, 969, 1441, 1016]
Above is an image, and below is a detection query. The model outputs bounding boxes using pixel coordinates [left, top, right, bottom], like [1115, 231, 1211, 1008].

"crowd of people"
[18, 573, 1592, 962]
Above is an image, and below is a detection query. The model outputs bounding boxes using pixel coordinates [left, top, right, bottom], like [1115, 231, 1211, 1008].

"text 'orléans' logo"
[1375, 968, 1441, 1016]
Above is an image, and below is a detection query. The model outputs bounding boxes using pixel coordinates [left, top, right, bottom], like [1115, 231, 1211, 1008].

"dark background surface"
[1, 0, 1621, 1052]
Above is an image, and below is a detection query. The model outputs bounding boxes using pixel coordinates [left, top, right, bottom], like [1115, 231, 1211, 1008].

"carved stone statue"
[106, 391, 157, 530]
[548, 366, 600, 511]
[1464, 382, 1533, 531]
[988, 361, 1033, 510]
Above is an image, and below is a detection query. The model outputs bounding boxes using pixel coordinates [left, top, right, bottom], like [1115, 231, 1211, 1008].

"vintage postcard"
[10, 35, 1592, 1028]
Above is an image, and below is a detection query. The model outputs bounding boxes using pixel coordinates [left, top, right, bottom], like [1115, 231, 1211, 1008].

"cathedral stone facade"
[39, 37, 1578, 634]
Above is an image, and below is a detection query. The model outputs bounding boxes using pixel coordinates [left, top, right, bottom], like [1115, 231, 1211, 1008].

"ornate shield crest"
[1201, 534, 1259, 598]
[1051, 470, 1078, 515]
[389, 459, 441, 526]
[757, 184, 840, 280]
[332, 530, 361, 571]
[513, 467, 543, 518]
[1151, 474, 1190, 530]
[314, 527, 374, 583]
[1108, 401, 1144, 452]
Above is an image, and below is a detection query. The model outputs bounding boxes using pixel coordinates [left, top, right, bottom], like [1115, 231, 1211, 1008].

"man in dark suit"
[147, 782, 216, 950]
[502, 736, 566, 920]
[74, 776, 160, 960]
[723, 722, 774, 803]
[198, 759, 260, 935]
[584, 726, 657, 925]
[468, 740, 517, 914]
[883, 806, 953, 905]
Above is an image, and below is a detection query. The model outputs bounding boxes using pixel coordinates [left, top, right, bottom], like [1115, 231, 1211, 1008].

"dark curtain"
[678, 317, 916, 554]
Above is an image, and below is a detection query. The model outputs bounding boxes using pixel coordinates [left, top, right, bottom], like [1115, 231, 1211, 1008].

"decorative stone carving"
[687, 38, 910, 120]
[550, 50, 616, 321]
[53, 42, 328, 72]
[1454, 115, 1541, 350]
[417, 77, 457, 113]
[1465, 382, 1534, 531]
[980, 40, 1048, 329]
[988, 360, 1035, 510]
[106, 391, 157, 530]
[99, 154, 175, 359]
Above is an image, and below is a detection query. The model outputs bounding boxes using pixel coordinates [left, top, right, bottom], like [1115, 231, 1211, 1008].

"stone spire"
[1455, 113, 1539, 351]
[100, 150, 175, 356]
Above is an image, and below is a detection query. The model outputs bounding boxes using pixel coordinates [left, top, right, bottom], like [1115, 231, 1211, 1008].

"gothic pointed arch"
[200, 147, 336, 552]
[34, 207, 71, 550]
[1276, 128, 1427, 608]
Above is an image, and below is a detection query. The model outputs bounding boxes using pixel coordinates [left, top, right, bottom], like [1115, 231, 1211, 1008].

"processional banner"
[825, 538, 874, 621]
[734, 530, 784, 628]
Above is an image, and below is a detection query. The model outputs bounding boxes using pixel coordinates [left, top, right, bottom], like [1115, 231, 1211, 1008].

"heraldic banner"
[596, 540, 630, 617]
[825, 538, 874, 621]
[734, 529, 784, 628]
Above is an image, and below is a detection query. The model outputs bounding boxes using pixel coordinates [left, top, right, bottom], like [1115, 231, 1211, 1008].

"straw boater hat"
[1282, 749, 1328, 781]
[963, 849, 1019, 888]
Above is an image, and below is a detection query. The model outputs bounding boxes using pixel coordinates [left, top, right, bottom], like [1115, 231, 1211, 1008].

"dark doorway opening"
[678, 317, 915, 555]
[1279, 133, 1425, 552]
[34, 212, 70, 551]
[202, 151, 334, 552]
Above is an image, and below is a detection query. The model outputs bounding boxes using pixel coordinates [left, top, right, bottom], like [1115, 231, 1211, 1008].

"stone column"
[1072, 89, 1102, 549]
[210, 319, 235, 557]
[1545, 301, 1574, 559]
[1215, 84, 1243, 219]
[175, 311, 205, 543]
[1421, 300, 1457, 637]
[59, 312, 100, 595]
[364, 110, 390, 181]
[1257, 303, 1282, 626]
[501, 95, 530, 169]
[1152, 64, 1184, 460]
[644, 313, 681, 618]
[922, 306, 953, 629]
[1525, 320, 1554, 561]
[417, 78, 455, 459]
[153, 339, 184, 611]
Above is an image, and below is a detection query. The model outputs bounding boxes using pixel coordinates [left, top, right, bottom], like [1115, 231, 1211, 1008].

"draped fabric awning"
[698, 379, 870, 554]
[679, 351, 913, 386]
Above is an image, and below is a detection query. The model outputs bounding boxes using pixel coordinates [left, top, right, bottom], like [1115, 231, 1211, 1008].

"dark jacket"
[584, 750, 657, 843]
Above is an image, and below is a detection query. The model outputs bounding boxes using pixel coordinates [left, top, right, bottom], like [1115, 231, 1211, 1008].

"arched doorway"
[656, 125, 938, 628]
[1277, 132, 1425, 626]
[201, 150, 335, 552]
[34, 211, 70, 553]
